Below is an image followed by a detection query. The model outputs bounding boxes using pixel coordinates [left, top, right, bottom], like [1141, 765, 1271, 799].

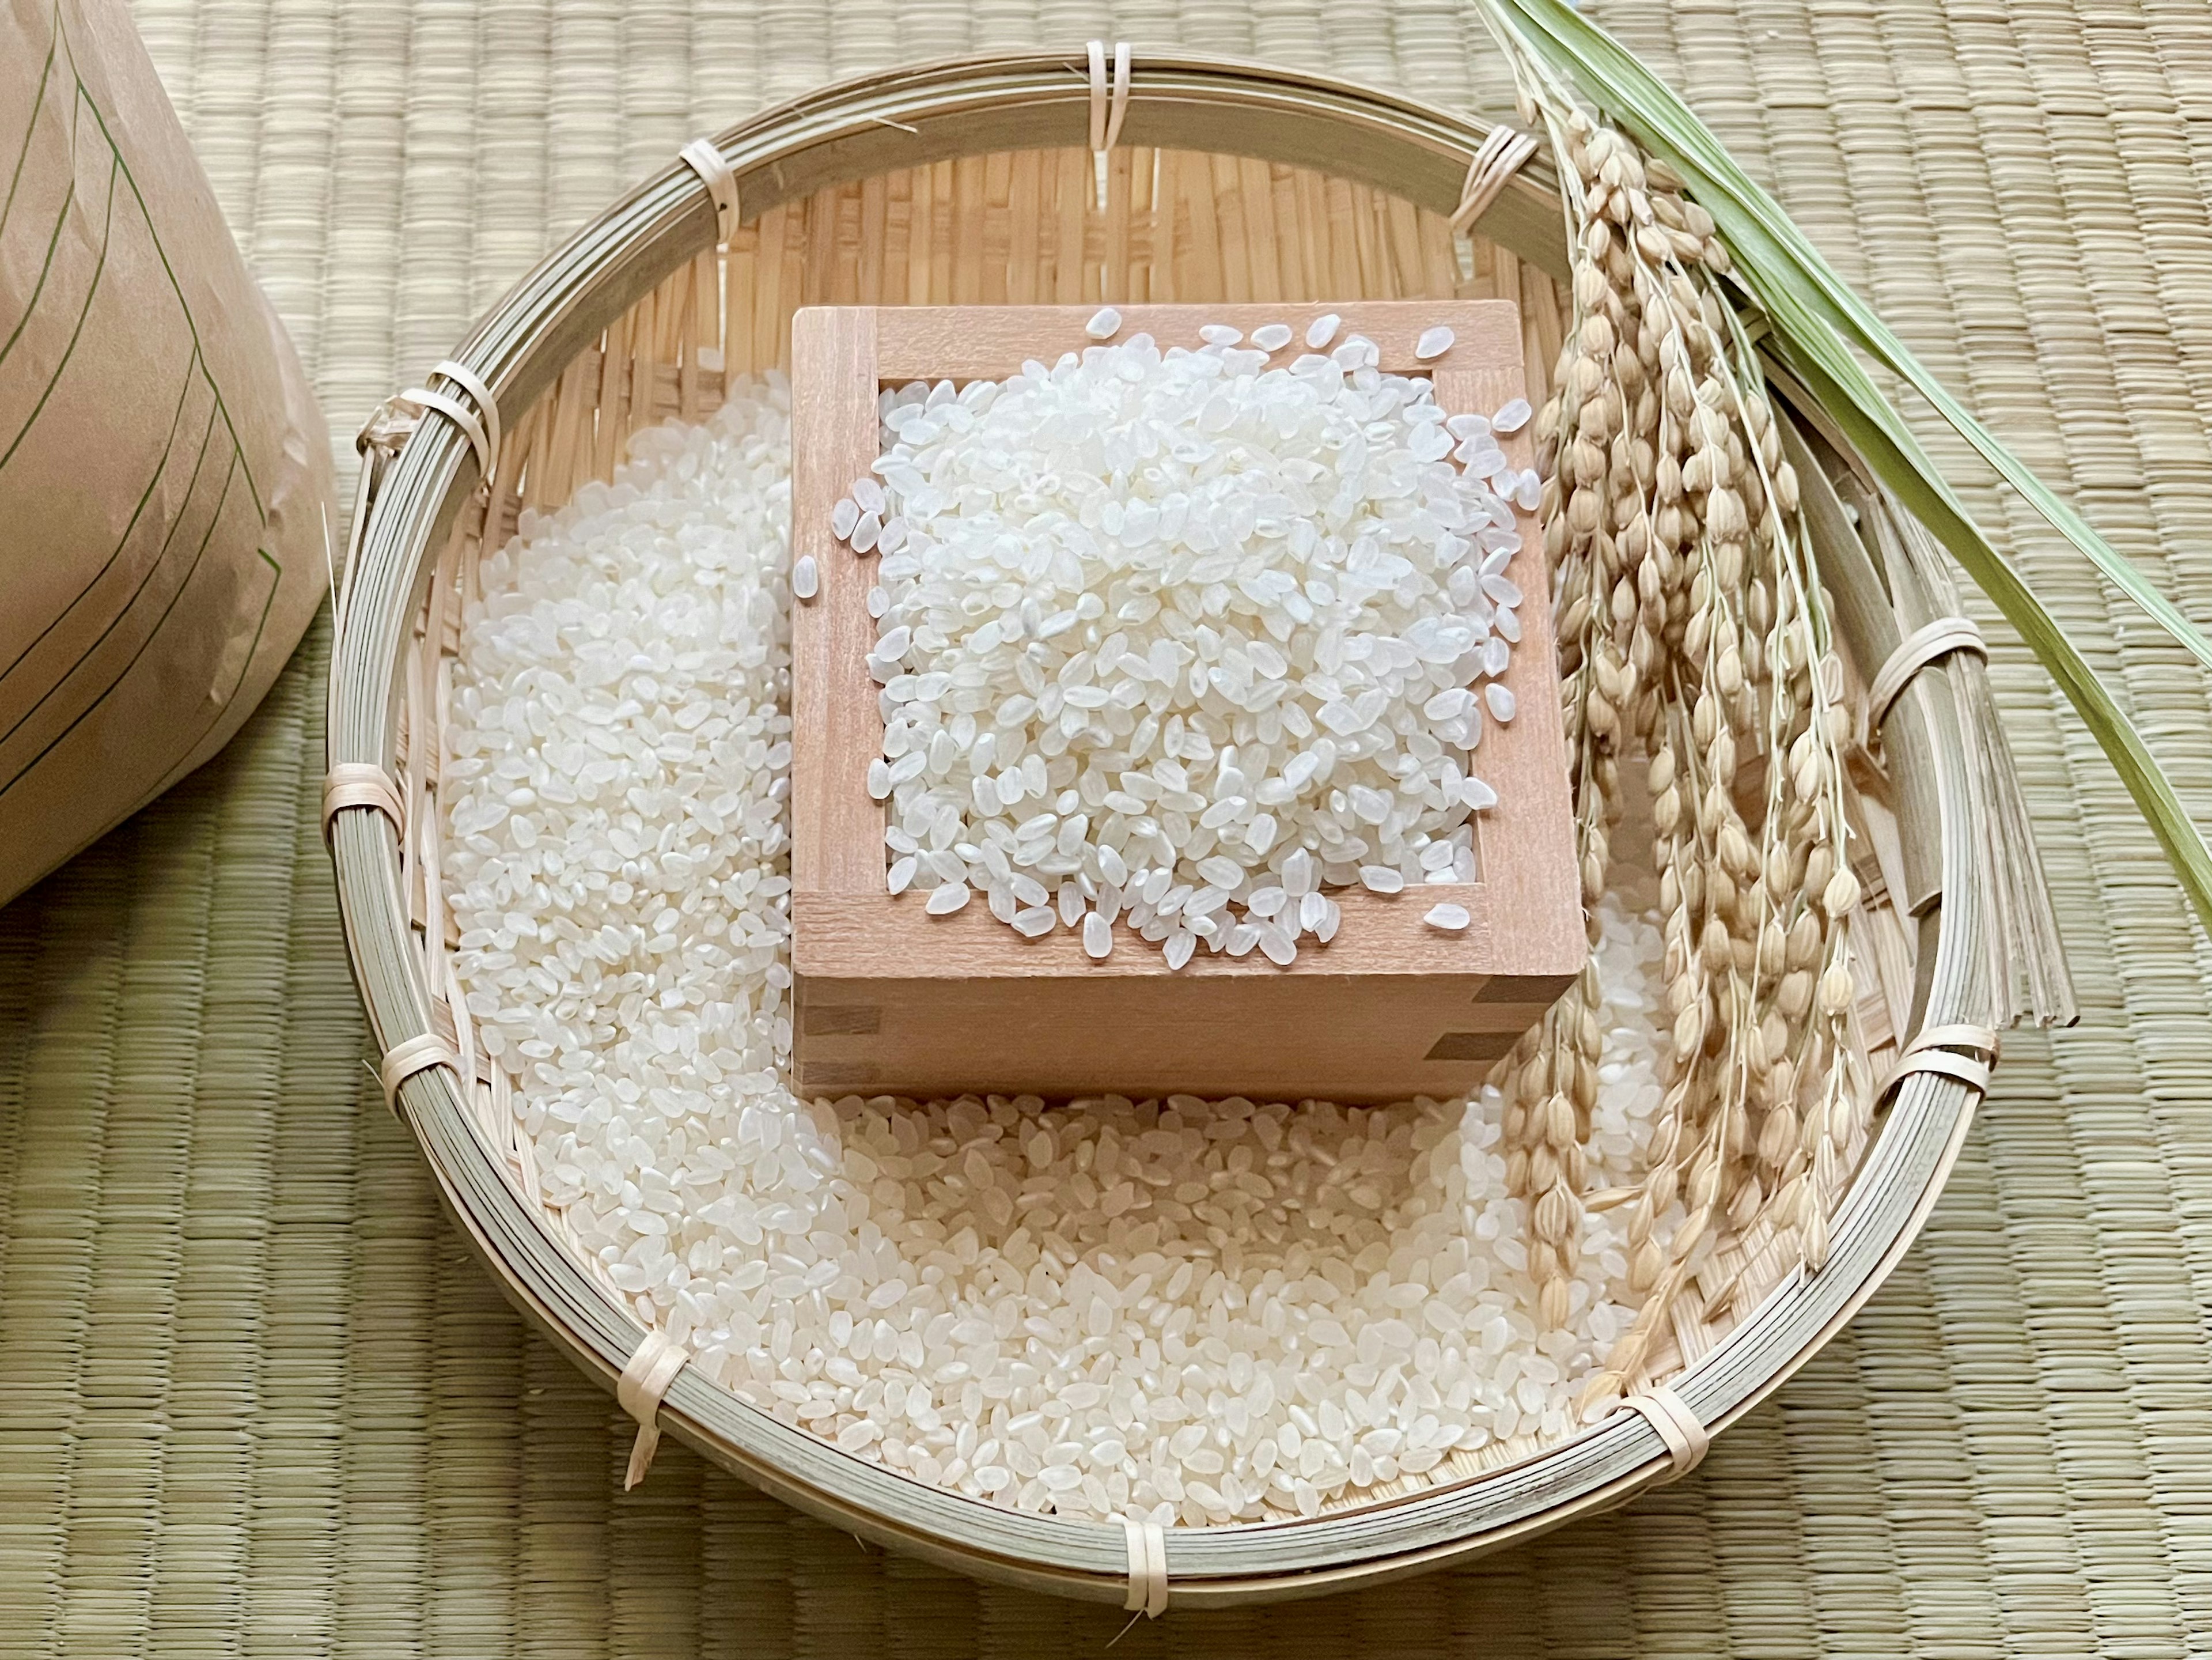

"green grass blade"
[1486, 0, 2212, 934]
[1774, 340, 2212, 936]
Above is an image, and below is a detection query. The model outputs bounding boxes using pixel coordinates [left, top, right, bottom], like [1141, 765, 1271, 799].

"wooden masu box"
[790, 300, 1584, 1104]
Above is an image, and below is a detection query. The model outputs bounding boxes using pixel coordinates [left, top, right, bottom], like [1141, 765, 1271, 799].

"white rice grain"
[862, 334, 1521, 967]
[444, 383, 1671, 1534]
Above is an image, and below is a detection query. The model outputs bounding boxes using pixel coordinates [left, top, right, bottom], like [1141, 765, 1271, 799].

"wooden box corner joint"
[790, 302, 1583, 1104]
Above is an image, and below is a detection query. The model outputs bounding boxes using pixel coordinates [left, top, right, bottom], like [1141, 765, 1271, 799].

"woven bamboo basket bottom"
[391, 141, 1916, 1529]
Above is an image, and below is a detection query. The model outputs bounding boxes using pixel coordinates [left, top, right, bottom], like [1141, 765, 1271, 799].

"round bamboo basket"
[326, 49, 2071, 1608]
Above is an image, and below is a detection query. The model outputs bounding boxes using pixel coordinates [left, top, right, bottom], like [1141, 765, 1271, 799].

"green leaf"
[1778, 339, 2212, 937]
[1482, 0, 2212, 936]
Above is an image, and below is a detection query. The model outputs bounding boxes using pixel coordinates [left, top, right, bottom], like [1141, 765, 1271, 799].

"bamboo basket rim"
[327, 48, 2013, 1607]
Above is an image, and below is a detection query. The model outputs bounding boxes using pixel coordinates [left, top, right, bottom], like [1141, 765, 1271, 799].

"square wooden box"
[790, 301, 1584, 1104]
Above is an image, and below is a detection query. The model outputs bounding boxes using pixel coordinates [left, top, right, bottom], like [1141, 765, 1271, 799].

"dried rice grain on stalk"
[1487, 76, 1861, 1401]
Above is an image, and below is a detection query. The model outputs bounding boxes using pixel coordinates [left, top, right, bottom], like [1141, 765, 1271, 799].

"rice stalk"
[1475, 0, 2212, 940]
[1478, 35, 1862, 1406]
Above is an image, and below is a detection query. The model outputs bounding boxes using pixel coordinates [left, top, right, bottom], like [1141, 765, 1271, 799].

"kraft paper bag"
[2, 0, 336, 905]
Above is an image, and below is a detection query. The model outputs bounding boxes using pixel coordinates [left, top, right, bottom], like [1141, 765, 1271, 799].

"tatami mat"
[3, 0, 2210, 1651]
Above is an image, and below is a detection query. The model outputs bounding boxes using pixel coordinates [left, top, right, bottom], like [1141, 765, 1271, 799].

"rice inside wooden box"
[790, 300, 1585, 1103]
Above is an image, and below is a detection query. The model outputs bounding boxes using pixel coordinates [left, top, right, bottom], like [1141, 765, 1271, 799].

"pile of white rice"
[847, 331, 1536, 968]
[444, 380, 1668, 1527]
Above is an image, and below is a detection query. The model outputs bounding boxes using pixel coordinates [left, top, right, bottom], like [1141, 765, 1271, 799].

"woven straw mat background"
[5, 0, 2212, 1653]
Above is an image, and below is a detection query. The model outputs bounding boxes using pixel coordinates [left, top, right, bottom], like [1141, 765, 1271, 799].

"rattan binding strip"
[400, 360, 503, 486]
[619, 1328, 692, 1489]
[1120, 1515, 1169, 1617]
[1621, 1386, 1709, 1481]
[1879, 1022, 2000, 1102]
[380, 1032, 457, 1115]
[1868, 615, 1988, 736]
[321, 762, 405, 842]
[1086, 40, 1132, 154]
[1452, 125, 1540, 235]
[680, 138, 740, 245]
